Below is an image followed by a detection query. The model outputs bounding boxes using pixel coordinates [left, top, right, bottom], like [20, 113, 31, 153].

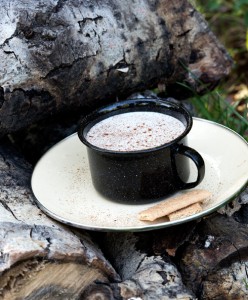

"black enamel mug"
[78, 98, 205, 203]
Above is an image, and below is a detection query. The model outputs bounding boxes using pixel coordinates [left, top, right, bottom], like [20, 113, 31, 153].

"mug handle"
[173, 144, 205, 189]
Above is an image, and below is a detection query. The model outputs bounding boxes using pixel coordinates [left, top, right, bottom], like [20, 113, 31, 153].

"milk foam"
[86, 111, 185, 151]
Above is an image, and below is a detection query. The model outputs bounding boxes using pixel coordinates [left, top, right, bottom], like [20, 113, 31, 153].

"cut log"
[0, 0, 232, 136]
[0, 140, 119, 299]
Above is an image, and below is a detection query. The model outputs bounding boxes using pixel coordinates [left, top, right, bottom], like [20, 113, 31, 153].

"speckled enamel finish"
[78, 99, 205, 203]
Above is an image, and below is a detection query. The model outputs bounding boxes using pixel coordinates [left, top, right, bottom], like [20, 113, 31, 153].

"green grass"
[243, 277, 248, 290]
[175, 66, 248, 141]
[189, 90, 248, 140]
[186, 0, 248, 141]
[176, 79, 248, 140]
[156, 1, 248, 141]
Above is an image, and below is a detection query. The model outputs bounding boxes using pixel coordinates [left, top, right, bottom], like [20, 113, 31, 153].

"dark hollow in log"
[0, 0, 232, 136]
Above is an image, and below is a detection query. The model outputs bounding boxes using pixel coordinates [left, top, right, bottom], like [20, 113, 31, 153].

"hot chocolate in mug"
[78, 98, 205, 203]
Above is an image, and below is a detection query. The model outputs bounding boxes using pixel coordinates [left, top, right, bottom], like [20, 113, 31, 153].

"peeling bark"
[0, 0, 232, 136]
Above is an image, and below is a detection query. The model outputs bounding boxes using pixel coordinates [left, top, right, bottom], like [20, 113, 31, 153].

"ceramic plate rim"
[31, 118, 248, 232]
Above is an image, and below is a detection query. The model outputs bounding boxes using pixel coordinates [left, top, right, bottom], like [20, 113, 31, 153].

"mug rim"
[78, 98, 192, 155]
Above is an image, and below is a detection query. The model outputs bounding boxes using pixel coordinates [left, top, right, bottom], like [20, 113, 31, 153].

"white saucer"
[31, 118, 248, 232]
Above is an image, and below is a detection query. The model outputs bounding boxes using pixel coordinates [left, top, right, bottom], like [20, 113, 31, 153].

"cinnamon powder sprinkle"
[86, 112, 185, 151]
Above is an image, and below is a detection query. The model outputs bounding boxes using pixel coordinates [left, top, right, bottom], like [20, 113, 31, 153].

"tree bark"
[179, 213, 248, 299]
[0, 140, 119, 299]
[83, 202, 248, 299]
[89, 223, 198, 299]
[0, 0, 232, 136]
